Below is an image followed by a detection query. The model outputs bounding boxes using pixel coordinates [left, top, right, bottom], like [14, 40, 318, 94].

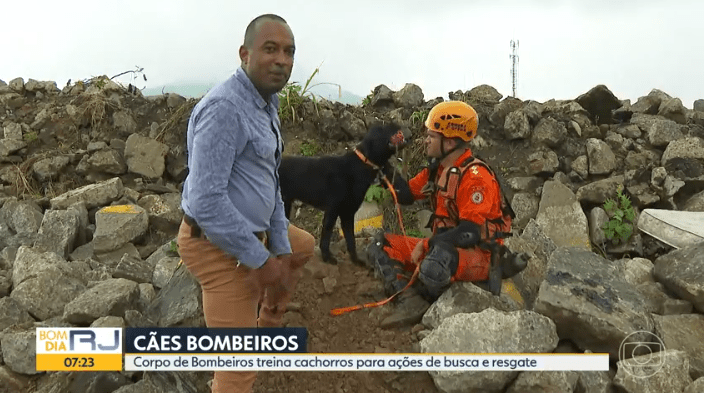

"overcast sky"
[2, 0, 702, 107]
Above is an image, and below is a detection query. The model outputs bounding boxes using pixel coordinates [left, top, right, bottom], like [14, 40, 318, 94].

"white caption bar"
[124, 353, 608, 372]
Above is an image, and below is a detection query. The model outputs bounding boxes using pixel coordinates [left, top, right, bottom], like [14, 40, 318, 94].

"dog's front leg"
[339, 213, 363, 265]
[320, 210, 339, 264]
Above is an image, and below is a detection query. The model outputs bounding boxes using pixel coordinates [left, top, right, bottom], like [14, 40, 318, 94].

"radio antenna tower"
[510, 40, 519, 98]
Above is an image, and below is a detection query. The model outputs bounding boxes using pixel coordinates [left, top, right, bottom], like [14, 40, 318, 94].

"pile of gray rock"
[1, 75, 704, 392]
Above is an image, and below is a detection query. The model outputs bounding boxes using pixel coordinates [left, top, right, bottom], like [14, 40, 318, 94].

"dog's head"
[358, 123, 411, 165]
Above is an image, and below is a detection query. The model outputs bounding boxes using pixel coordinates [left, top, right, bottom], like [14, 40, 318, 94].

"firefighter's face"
[425, 129, 456, 158]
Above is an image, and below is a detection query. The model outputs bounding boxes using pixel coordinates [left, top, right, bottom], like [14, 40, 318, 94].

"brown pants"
[177, 219, 315, 393]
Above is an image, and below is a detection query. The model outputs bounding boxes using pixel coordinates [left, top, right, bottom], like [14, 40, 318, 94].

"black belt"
[183, 214, 266, 241]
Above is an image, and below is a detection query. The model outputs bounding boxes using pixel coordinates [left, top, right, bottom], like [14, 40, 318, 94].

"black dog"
[279, 123, 414, 265]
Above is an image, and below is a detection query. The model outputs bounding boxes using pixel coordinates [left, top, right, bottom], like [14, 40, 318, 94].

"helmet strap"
[438, 136, 461, 162]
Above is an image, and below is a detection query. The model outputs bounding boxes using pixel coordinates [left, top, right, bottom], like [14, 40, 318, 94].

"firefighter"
[366, 101, 527, 300]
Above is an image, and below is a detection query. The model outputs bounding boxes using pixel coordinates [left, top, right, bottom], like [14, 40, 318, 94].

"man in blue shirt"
[177, 14, 315, 393]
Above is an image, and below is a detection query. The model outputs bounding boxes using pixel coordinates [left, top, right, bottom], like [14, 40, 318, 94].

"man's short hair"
[243, 14, 288, 47]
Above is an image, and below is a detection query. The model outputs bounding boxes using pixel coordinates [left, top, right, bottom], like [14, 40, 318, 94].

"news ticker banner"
[37, 327, 609, 372]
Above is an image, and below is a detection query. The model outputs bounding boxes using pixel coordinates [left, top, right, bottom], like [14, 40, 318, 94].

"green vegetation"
[361, 90, 374, 107]
[410, 110, 429, 128]
[23, 131, 38, 142]
[299, 140, 320, 157]
[277, 65, 341, 124]
[406, 229, 424, 238]
[602, 185, 636, 245]
[364, 184, 391, 204]
[169, 240, 180, 256]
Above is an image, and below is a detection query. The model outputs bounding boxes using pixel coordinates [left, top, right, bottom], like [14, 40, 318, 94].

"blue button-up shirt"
[181, 67, 291, 269]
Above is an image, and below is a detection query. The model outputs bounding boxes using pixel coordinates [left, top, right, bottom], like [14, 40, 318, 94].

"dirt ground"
[253, 205, 440, 393]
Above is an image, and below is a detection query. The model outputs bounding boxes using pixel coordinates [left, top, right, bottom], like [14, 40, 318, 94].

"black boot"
[366, 233, 409, 297]
[499, 247, 529, 279]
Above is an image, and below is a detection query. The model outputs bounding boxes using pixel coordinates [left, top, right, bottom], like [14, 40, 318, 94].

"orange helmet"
[424, 101, 479, 142]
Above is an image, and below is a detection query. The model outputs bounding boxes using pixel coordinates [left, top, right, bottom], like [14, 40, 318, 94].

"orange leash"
[330, 175, 420, 316]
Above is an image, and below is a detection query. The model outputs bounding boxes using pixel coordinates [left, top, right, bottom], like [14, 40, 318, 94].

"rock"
[0, 365, 32, 393]
[489, 97, 522, 128]
[631, 89, 671, 114]
[652, 314, 704, 379]
[420, 309, 558, 393]
[33, 209, 80, 258]
[113, 111, 138, 136]
[647, 118, 684, 147]
[137, 283, 156, 312]
[91, 316, 126, 328]
[505, 220, 557, 309]
[112, 253, 154, 284]
[614, 349, 692, 392]
[8, 77, 24, 93]
[576, 176, 625, 205]
[616, 124, 642, 138]
[534, 247, 655, 360]
[0, 297, 34, 331]
[67, 371, 132, 393]
[466, 84, 503, 103]
[531, 117, 567, 148]
[146, 265, 204, 327]
[422, 282, 522, 329]
[685, 378, 704, 393]
[2, 123, 23, 140]
[152, 256, 181, 289]
[658, 97, 688, 124]
[506, 371, 579, 393]
[653, 243, 704, 313]
[10, 246, 88, 320]
[78, 149, 127, 175]
[166, 93, 187, 109]
[683, 190, 704, 211]
[63, 278, 140, 324]
[124, 133, 169, 179]
[661, 136, 704, 167]
[574, 369, 616, 393]
[142, 370, 212, 393]
[535, 180, 591, 250]
[0, 199, 44, 235]
[0, 329, 39, 375]
[392, 83, 424, 108]
[575, 84, 622, 125]
[137, 193, 183, 233]
[504, 110, 531, 140]
[588, 207, 609, 245]
[92, 204, 149, 252]
[50, 177, 124, 209]
[371, 84, 394, 110]
[112, 379, 159, 393]
[510, 192, 540, 228]
[380, 294, 430, 329]
[32, 155, 71, 182]
[527, 149, 560, 176]
[339, 111, 367, 139]
[95, 242, 141, 268]
[586, 138, 618, 175]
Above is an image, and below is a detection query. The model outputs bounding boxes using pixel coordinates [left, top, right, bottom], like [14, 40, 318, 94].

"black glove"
[429, 220, 481, 249]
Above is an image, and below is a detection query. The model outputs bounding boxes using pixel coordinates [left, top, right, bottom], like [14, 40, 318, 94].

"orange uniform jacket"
[384, 149, 504, 282]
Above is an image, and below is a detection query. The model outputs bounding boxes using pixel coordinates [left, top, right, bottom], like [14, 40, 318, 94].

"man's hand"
[411, 240, 426, 265]
[254, 256, 289, 288]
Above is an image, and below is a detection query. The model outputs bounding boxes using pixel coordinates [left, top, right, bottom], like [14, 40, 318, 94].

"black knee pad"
[419, 241, 457, 298]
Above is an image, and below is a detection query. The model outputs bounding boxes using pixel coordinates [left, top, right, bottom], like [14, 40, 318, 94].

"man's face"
[240, 20, 295, 97]
[424, 129, 444, 158]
